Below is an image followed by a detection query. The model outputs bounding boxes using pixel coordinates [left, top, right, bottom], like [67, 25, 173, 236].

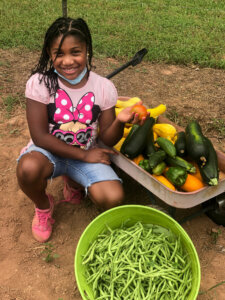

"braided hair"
[31, 17, 93, 95]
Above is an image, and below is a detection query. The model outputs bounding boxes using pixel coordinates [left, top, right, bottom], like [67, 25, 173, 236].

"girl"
[17, 17, 146, 243]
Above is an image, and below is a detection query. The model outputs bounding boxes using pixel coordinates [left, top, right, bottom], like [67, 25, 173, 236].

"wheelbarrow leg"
[178, 204, 215, 224]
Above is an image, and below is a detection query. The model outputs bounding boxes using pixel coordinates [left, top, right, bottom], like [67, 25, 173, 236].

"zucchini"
[185, 121, 209, 166]
[120, 118, 154, 159]
[166, 156, 196, 174]
[198, 137, 219, 186]
[156, 137, 176, 158]
[120, 124, 140, 155]
[148, 150, 167, 170]
[144, 118, 156, 156]
[175, 131, 186, 157]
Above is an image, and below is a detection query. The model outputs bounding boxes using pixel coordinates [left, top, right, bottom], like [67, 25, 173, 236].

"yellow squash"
[147, 104, 166, 118]
[116, 97, 141, 108]
[115, 107, 123, 117]
[123, 127, 132, 137]
[153, 123, 177, 140]
[132, 154, 145, 165]
[152, 174, 176, 191]
[113, 137, 126, 151]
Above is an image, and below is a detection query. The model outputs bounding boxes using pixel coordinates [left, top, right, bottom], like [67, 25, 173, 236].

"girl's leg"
[17, 151, 55, 243]
[88, 180, 124, 211]
[17, 151, 54, 209]
[65, 159, 124, 210]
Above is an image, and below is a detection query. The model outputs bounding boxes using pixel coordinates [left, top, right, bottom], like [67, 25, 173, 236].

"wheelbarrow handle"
[106, 48, 148, 79]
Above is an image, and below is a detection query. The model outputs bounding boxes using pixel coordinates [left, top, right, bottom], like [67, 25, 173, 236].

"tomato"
[131, 104, 148, 120]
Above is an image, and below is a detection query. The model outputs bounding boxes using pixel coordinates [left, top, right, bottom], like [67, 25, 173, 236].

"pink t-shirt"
[25, 71, 118, 150]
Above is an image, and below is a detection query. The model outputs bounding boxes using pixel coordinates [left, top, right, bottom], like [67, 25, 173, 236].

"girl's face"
[49, 34, 87, 84]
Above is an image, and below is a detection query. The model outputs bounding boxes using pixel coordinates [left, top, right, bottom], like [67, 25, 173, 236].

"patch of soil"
[0, 48, 225, 299]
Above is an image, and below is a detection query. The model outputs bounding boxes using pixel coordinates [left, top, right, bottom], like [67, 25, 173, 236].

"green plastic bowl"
[75, 205, 201, 300]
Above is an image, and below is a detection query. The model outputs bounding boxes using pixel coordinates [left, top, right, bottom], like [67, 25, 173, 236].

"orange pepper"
[180, 173, 205, 192]
[153, 174, 176, 191]
[192, 162, 204, 181]
[132, 154, 145, 165]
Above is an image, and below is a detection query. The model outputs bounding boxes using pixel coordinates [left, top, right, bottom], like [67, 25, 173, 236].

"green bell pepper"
[165, 166, 187, 186]
[139, 159, 151, 172]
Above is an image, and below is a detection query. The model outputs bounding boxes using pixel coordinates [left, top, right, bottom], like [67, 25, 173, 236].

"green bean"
[82, 240, 98, 264]
[82, 222, 193, 299]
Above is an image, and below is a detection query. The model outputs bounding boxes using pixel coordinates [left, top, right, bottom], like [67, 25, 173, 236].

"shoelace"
[35, 209, 55, 231]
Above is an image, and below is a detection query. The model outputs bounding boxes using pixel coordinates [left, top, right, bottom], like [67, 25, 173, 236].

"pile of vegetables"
[115, 97, 167, 120]
[114, 98, 219, 192]
[82, 222, 193, 300]
[114, 98, 167, 153]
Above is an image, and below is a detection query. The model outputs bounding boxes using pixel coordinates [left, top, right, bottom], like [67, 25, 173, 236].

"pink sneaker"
[32, 194, 55, 243]
[61, 176, 83, 205]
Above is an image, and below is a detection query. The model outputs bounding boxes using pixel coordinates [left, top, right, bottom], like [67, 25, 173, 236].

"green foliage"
[210, 228, 221, 244]
[0, 0, 225, 68]
[2, 95, 20, 116]
[41, 242, 60, 263]
[166, 109, 181, 125]
[211, 118, 225, 138]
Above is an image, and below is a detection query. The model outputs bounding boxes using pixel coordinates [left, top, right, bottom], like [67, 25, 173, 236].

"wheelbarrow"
[104, 48, 225, 225]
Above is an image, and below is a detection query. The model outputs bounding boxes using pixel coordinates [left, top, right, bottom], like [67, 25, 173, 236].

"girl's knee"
[17, 153, 52, 184]
[17, 156, 41, 183]
[102, 192, 123, 210]
[89, 181, 124, 210]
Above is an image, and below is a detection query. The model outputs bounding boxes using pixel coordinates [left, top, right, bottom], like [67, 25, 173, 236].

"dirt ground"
[0, 48, 225, 300]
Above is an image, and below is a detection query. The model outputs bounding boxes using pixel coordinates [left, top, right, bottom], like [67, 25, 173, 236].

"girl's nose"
[62, 55, 74, 65]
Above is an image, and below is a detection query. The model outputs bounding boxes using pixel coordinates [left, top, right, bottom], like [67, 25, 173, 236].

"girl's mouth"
[61, 68, 78, 75]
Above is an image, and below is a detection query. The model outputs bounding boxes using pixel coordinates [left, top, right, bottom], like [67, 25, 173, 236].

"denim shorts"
[17, 144, 122, 192]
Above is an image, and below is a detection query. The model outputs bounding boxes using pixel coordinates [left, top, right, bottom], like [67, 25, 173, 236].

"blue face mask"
[54, 67, 87, 85]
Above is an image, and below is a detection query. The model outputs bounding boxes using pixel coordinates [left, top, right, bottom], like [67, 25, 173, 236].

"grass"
[199, 280, 225, 296]
[211, 118, 225, 138]
[2, 95, 20, 116]
[0, 0, 225, 68]
[166, 109, 181, 125]
[40, 242, 60, 263]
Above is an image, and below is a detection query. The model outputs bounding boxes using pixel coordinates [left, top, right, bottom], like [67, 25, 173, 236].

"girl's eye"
[72, 51, 80, 55]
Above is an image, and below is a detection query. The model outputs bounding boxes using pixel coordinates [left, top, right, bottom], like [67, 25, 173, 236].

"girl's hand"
[83, 147, 116, 165]
[116, 102, 150, 125]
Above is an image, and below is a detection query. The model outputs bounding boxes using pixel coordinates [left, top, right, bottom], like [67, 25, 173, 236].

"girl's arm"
[98, 105, 145, 147]
[26, 99, 115, 164]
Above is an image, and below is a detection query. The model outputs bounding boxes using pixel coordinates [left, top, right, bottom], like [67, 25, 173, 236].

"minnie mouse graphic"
[48, 89, 101, 149]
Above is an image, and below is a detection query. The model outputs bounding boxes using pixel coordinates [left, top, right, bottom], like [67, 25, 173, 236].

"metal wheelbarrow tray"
[109, 97, 225, 209]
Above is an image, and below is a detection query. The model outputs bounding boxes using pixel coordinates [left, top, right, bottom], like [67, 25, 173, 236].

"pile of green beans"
[82, 221, 192, 300]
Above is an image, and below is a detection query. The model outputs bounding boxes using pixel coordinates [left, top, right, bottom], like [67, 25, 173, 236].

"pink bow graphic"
[54, 89, 94, 125]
